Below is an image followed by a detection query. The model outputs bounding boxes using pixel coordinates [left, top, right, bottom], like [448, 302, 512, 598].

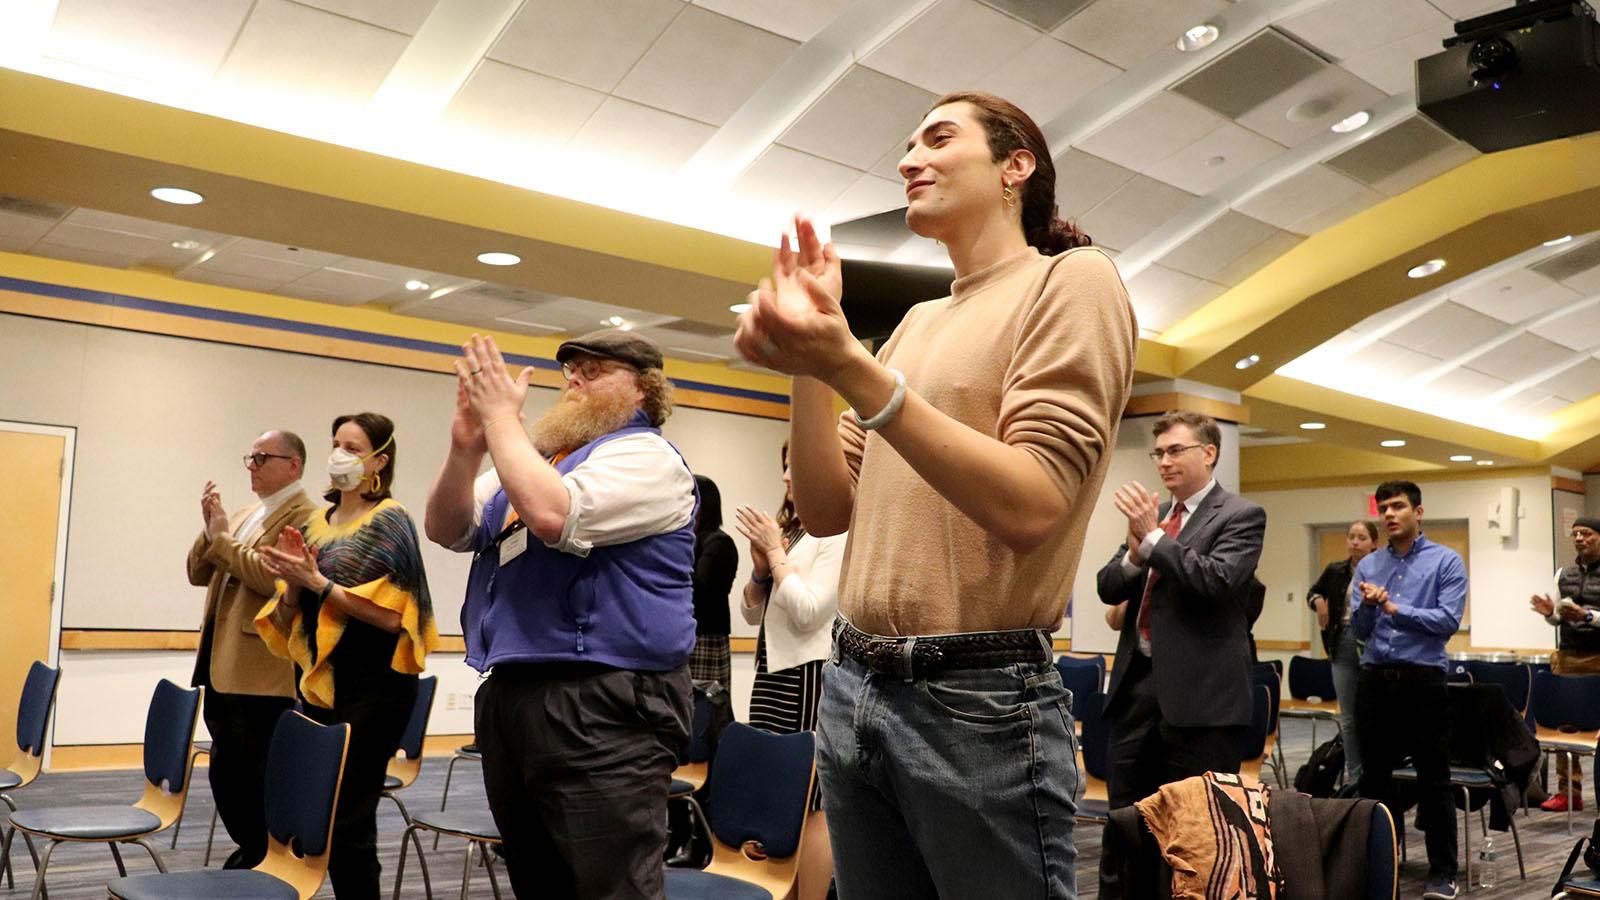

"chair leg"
[29, 839, 58, 900]
[1457, 786, 1470, 894]
[109, 841, 128, 877]
[384, 791, 414, 825]
[392, 823, 411, 900]
[481, 843, 503, 900]
[7, 826, 46, 900]
[1, 825, 13, 889]
[202, 806, 218, 867]
[410, 824, 434, 900]
[1509, 810, 1526, 880]
[435, 756, 459, 851]
[392, 823, 435, 900]
[458, 841, 475, 900]
[130, 839, 167, 874]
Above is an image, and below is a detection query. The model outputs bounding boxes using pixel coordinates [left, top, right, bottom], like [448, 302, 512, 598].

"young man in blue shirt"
[1351, 480, 1467, 900]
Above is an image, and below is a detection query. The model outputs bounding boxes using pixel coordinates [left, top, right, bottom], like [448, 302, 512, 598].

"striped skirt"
[748, 629, 824, 736]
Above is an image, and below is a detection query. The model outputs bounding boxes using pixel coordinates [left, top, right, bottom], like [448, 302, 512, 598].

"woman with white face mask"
[257, 411, 438, 900]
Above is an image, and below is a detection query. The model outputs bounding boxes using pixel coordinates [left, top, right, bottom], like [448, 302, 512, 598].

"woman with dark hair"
[1307, 518, 1380, 784]
[734, 91, 1136, 897]
[688, 474, 737, 688]
[257, 412, 439, 900]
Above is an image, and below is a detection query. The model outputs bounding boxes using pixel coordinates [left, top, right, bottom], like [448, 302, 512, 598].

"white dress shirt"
[454, 432, 695, 557]
[1120, 478, 1216, 576]
[235, 480, 305, 541]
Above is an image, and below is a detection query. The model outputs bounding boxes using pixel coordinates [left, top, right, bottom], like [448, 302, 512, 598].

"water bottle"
[1478, 835, 1498, 888]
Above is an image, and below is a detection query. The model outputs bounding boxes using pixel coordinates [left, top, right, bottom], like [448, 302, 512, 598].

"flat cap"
[556, 328, 664, 371]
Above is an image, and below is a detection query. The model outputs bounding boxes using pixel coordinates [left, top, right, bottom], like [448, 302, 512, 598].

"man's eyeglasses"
[560, 358, 633, 381]
[1148, 444, 1204, 462]
[244, 452, 295, 468]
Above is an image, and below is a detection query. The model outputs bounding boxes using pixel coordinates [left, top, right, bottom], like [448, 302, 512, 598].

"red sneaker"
[1543, 791, 1585, 812]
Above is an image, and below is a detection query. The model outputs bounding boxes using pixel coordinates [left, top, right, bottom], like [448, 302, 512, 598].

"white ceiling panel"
[38, 222, 167, 258]
[1385, 301, 1506, 358]
[1055, 149, 1138, 221]
[195, 251, 318, 284]
[1211, 230, 1302, 286]
[568, 98, 716, 176]
[29, 243, 145, 270]
[0, 212, 54, 244]
[212, 0, 410, 121]
[862, 0, 1041, 96]
[489, 0, 683, 92]
[1338, 26, 1452, 95]
[61, 208, 188, 241]
[1156, 211, 1279, 282]
[778, 66, 937, 170]
[1343, 338, 1442, 379]
[1462, 332, 1574, 383]
[1289, 183, 1384, 235]
[730, 146, 861, 221]
[1365, 141, 1479, 196]
[1533, 304, 1600, 351]
[47, 0, 254, 85]
[1075, 91, 1224, 174]
[1427, 0, 1505, 19]
[294, 0, 439, 34]
[1135, 272, 1227, 333]
[824, 174, 909, 227]
[973, 35, 1121, 126]
[281, 267, 400, 305]
[1450, 269, 1577, 324]
[1142, 122, 1285, 196]
[1231, 164, 1373, 234]
[614, 7, 799, 127]
[227, 239, 343, 269]
[442, 60, 606, 155]
[404, 290, 527, 327]
[1052, 0, 1230, 68]
[1566, 262, 1600, 297]
[1076, 175, 1197, 254]
[1535, 357, 1600, 404]
[180, 268, 289, 294]
[692, 0, 853, 42]
[1234, 65, 1388, 147]
[1429, 365, 1510, 400]
[0, 234, 37, 253]
[1281, 0, 1450, 62]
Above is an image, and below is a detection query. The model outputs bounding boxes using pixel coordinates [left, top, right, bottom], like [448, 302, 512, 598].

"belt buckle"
[866, 637, 920, 682]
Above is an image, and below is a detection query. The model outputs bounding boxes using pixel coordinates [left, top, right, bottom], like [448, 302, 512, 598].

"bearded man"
[424, 329, 696, 900]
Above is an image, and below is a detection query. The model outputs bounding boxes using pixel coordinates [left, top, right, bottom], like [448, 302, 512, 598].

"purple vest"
[460, 414, 697, 672]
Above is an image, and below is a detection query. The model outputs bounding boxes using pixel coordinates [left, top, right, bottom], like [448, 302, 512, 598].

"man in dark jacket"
[1531, 516, 1600, 812]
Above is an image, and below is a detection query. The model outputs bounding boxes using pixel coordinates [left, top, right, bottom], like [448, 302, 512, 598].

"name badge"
[499, 528, 528, 566]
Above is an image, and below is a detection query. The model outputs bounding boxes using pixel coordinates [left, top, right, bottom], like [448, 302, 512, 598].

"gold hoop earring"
[370, 472, 382, 495]
[1002, 185, 1017, 210]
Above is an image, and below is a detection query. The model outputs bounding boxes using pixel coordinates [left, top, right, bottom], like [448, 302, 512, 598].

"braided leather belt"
[833, 619, 1053, 681]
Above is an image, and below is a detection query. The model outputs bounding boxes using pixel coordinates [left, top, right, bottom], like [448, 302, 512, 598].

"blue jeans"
[817, 651, 1081, 899]
[1330, 627, 1363, 783]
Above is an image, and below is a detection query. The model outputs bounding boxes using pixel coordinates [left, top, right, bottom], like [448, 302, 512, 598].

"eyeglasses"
[560, 358, 633, 381]
[1148, 444, 1204, 462]
[244, 452, 296, 468]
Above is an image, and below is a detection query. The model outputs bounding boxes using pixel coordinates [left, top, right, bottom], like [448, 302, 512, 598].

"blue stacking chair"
[1463, 659, 1532, 715]
[1239, 684, 1275, 784]
[0, 661, 60, 890]
[1533, 671, 1600, 835]
[1251, 662, 1285, 786]
[1367, 801, 1399, 900]
[1074, 691, 1110, 824]
[108, 710, 350, 900]
[664, 722, 816, 900]
[5, 679, 200, 900]
[1054, 655, 1105, 711]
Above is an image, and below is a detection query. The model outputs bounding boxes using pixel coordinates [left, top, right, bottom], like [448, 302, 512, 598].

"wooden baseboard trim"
[49, 733, 476, 772]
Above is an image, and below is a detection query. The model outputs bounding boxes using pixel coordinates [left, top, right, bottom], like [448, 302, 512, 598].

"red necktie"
[1137, 504, 1186, 647]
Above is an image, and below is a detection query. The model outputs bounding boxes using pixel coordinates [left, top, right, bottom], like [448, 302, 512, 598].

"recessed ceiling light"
[1299, 422, 1326, 430]
[1449, 454, 1473, 462]
[150, 187, 203, 205]
[1543, 235, 1574, 246]
[1406, 259, 1446, 279]
[1331, 110, 1370, 133]
[476, 252, 520, 266]
[1234, 354, 1260, 370]
[1176, 23, 1219, 52]
[1205, 155, 1227, 167]
[1380, 439, 1407, 448]
[605, 315, 625, 327]
[169, 239, 201, 251]
[729, 302, 751, 314]
[1476, 459, 1495, 466]
[404, 280, 430, 291]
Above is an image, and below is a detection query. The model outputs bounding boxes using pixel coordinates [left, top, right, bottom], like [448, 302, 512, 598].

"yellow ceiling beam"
[1161, 131, 1600, 390]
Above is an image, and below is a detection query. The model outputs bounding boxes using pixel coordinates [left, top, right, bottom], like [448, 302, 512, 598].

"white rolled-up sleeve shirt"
[452, 433, 696, 556]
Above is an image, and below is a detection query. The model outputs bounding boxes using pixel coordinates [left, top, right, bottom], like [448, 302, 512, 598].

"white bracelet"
[850, 368, 906, 431]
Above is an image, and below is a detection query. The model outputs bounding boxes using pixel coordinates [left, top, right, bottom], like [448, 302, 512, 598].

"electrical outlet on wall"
[446, 693, 457, 710]
[458, 692, 474, 710]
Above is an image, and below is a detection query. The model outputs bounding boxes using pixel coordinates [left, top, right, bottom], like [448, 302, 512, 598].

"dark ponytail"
[929, 91, 1092, 255]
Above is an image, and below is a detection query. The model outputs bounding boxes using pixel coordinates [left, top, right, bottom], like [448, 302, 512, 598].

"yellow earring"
[1002, 184, 1017, 210]
[370, 472, 382, 495]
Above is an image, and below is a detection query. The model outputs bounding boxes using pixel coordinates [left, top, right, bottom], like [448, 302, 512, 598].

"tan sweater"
[837, 246, 1137, 635]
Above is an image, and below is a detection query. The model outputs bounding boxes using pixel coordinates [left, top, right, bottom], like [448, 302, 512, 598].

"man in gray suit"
[1095, 411, 1266, 898]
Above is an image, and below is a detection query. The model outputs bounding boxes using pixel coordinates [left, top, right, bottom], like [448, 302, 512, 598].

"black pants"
[203, 690, 296, 868]
[305, 677, 417, 900]
[1356, 664, 1457, 880]
[477, 663, 692, 900]
[1099, 657, 1247, 899]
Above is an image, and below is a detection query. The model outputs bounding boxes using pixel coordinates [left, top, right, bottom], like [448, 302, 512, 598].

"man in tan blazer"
[186, 429, 317, 869]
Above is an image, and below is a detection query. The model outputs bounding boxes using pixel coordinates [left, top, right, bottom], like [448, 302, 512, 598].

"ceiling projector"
[1416, 0, 1600, 152]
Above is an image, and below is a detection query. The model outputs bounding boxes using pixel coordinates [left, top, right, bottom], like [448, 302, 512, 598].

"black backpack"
[1293, 733, 1345, 798]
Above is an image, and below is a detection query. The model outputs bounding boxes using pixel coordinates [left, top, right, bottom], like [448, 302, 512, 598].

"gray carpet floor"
[2, 719, 1588, 899]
